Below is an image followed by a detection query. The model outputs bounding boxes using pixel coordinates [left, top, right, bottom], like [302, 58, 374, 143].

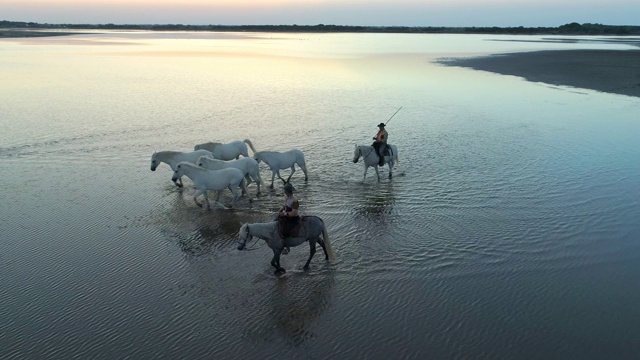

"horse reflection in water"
[152, 189, 255, 256]
[262, 272, 336, 345]
[237, 216, 335, 274]
[354, 183, 396, 219]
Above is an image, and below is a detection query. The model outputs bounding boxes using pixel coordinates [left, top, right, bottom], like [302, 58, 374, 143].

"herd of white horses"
[149, 139, 398, 274]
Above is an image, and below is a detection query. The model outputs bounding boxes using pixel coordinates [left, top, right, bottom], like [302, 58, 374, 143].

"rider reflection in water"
[279, 183, 300, 237]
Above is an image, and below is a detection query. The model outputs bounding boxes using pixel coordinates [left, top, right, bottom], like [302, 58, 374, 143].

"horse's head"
[253, 153, 262, 164]
[237, 223, 251, 250]
[353, 145, 361, 163]
[150, 152, 159, 171]
[196, 155, 207, 168]
[171, 162, 185, 182]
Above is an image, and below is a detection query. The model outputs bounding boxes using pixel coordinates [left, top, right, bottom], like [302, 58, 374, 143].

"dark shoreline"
[2, 20, 640, 36]
[438, 50, 640, 98]
[0, 29, 83, 38]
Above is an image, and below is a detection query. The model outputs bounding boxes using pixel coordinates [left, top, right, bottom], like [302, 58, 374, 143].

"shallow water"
[1, 31, 640, 359]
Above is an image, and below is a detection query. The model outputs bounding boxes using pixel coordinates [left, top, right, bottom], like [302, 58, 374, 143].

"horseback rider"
[278, 183, 300, 239]
[372, 122, 388, 166]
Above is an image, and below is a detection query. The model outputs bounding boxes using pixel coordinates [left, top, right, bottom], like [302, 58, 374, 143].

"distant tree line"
[2, 20, 639, 35]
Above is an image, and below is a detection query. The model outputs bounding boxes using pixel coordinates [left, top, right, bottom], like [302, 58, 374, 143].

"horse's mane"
[176, 161, 204, 172]
[200, 156, 222, 163]
[255, 151, 279, 156]
[197, 142, 221, 151]
[154, 151, 181, 161]
[239, 223, 247, 237]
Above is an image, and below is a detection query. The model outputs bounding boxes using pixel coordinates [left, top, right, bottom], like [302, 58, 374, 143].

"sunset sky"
[2, 0, 639, 27]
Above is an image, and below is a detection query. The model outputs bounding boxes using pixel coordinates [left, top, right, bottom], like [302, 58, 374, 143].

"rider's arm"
[284, 198, 299, 217]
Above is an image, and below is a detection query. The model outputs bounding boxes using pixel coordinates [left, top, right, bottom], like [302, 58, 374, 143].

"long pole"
[384, 106, 402, 126]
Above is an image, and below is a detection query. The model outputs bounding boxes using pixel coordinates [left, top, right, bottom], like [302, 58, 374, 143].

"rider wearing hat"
[279, 183, 300, 239]
[372, 122, 388, 166]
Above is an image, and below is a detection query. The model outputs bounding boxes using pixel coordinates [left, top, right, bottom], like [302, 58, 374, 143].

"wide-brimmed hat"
[377, 122, 386, 128]
[283, 183, 296, 193]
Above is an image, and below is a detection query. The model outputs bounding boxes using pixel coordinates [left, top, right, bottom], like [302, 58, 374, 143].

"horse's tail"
[244, 139, 257, 155]
[299, 150, 306, 165]
[256, 165, 263, 183]
[321, 224, 336, 261]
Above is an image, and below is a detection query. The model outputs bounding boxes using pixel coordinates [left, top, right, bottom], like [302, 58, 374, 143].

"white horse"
[150, 149, 214, 187]
[237, 216, 335, 274]
[194, 139, 257, 161]
[352, 144, 399, 182]
[171, 162, 249, 209]
[196, 156, 263, 196]
[253, 149, 308, 188]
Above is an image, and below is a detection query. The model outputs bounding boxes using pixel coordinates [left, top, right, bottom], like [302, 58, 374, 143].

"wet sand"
[440, 49, 640, 98]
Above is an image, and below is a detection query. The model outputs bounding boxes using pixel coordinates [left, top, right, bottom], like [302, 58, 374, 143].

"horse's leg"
[251, 173, 261, 195]
[228, 185, 239, 207]
[240, 180, 251, 203]
[303, 240, 317, 271]
[202, 190, 212, 210]
[192, 189, 205, 208]
[210, 190, 221, 207]
[286, 166, 296, 183]
[300, 163, 309, 181]
[276, 169, 287, 184]
[270, 249, 279, 271]
[239, 178, 247, 197]
[317, 238, 329, 260]
[388, 161, 393, 179]
[173, 175, 183, 188]
[271, 248, 285, 274]
[374, 165, 381, 182]
[363, 165, 368, 183]
[270, 170, 276, 188]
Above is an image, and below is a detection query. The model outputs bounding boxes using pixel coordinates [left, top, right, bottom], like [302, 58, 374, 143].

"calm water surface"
[1, 31, 640, 359]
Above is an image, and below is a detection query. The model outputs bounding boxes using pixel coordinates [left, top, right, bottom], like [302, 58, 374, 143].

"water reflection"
[152, 184, 310, 256]
[351, 182, 396, 220]
[176, 210, 246, 255]
[249, 271, 336, 346]
[159, 184, 338, 347]
[147, 189, 262, 255]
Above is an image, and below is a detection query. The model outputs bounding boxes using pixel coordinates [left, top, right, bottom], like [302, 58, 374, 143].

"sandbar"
[439, 49, 640, 98]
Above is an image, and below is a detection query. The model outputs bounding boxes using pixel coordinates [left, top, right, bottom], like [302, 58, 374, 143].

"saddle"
[371, 142, 393, 157]
[278, 216, 308, 239]
[371, 142, 393, 166]
[382, 144, 392, 157]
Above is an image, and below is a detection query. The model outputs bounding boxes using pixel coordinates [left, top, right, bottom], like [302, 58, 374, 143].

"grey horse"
[353, 144, 399, 183]
[237, 216, 336, 274]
